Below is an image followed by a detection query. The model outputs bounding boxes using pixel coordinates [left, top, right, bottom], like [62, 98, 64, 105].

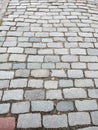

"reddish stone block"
[0, 117, 15, 130]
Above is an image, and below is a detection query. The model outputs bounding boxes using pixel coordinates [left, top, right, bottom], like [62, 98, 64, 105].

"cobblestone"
[0, 103, 10, 114]
[75, 100, 98, 111]
[91, 111, 98, 125]
[69, 112, 91, 126]
[17, 113, 41, 128]
[0, 0, 98, 129]
[11, 101, 30, 114]
[43, 114, 67, 128]
[31, 101, 54, 112]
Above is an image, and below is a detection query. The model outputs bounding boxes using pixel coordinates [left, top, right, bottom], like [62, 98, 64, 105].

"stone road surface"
[0, 0, 98, 129]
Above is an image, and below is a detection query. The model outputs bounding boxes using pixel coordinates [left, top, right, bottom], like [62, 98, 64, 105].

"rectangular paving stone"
[88, 63, 98, 70]
[91, 111, 98, 125]
[0, 117, 15, 130]
[75, 79, 94, 87]
[44, 80, 58, 89]
[0, 80, 9, 89]
[68, 112, 91, 126]
[56, 63, 70, 69]
[28, 79, 43, 88]
[0, 63, 12, 70]
[28, 55, 44, 62]
[88, 89, 98, 98]
[17, 113, 41, 128]
[51, 70, 67, 77]
[61, 55, 78, 62]
[46, 90, 62, 99]
[43, 114, 68, 128]
[0, 71, 14, 79]
[27, 63, 41, 69]
[63, 88, 87, 99]
[75, 100, 98, 111]
[31, 69, 50, 78]
[24, 48, 37, 54]
[8, 47, 23, 53]
[11, 101, 30, 114]
[31, 101, 54, 112]
[80, 56, 98, 62]
[9, 54, 27, 62]
[0, 103, 10, 114]
[45, 56, 60, 62]
[13, 63, 26, 69]
[3, 89, 23, 101]
[70, 49, 86, 55]
[42, 63, 55, 69]
[68, 70, 83, 78]
[10, 79, 27, 88]
[85, 71, 98, 78]
[15, 69, 30, 77]
[71, 63, 86, 69]
[59, 80, 73, 88]
[25, 90, 45, 100]
[87, 49, 98, 55]
[57, 101, 74, 112]
[0, 54, 9, 62]
[3, 41, 17, 47]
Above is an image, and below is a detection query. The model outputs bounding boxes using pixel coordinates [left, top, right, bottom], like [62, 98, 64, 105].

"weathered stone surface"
[57, 101, 74, 111]
[43, 114, 68, 128]
[17, 113, 41, 128]
[11, 101, 30, 114]
[31, 101, 54, 112]
[69, 112, 91, 126]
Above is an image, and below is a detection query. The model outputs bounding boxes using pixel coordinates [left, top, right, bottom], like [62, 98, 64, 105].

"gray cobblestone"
[68, 70, 83, 78]
[51, 70, 66, 77]
[3, 89, 23, 101]
[28, 79, 43, 88]
[43, 114, 67, 128]
[0, 80, 9, 89]
[25, 90, 45, 100]
[63, 88, 87, 99]
[91, 111, 98, 125]
[9, 54, 26, 62]
[0, 54, 8, 62]
[15, 69, 30, 77]
[31, 69, 50, 78]
[88, 89, 98, 98]
[44, 81, 58, 89]
[10, 79, 27, 88]
[28, 55, 44, 62]
[0, 103, 10, 114]
[1, 0, 98, 129]
[46, 90, 62, 99]
[0, 63, 12, 70]
[75, 100, 98, 111]
[17, 113, 41, 128]
[69, 112, 90, 126]
[57, 101, 74, 112]
[11, 101, 30, 114]
[0, 71, 14, 79]
[45, 56, 60, 62]
[31, 101, 53, 112]
[75, 79, 94, 87]
[59, 80, 73, 88]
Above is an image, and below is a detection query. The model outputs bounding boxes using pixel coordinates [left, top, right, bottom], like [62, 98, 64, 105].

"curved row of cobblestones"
[0, 0, 98, 129]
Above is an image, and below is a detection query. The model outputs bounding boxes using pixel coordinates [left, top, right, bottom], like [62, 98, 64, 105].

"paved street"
[0, 0, 98, 129]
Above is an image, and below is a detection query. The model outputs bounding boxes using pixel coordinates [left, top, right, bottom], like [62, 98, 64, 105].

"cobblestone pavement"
[0, 0, 98, 129]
